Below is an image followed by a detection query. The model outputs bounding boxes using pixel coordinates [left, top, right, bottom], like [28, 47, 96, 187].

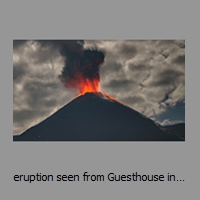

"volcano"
[13, 92, 184, 141]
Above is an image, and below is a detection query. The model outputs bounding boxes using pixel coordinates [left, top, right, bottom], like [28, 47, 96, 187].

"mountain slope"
[164, 123, 185, 140]
[13, 92, 183, 141]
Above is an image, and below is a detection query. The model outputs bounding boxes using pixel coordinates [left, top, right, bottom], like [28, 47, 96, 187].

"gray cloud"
[148, 69, 184, 87]
[13, 61, 28, 82]
[103, 79, 135, 91]
[173, 55, 185, 65]
[13, 40, 27, 49]
[120, 95, 145, 105]
[115, 42, 137, 60]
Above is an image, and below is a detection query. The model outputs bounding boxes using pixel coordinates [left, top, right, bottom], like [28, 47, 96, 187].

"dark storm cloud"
[179, 43, 185, 49]
[13, 61, 27, 81]
[13, 40, 27, 49]
[104, 79, 135, 90]
[120, 95, 145, 105]
[149, 69, 184, 87]
[157, 40, 177, 45]
[23, 80, 59, 106]
[116, 42, 137, 59]
[175, 40, 185, 49]
[128, 63, 147, 71]
[100, 62, 123, 77]
[44, 99, 57, 107]
[13, 109, 46, 124]
[30, 44, 60, 65]
[173, 55, 185, 65]
[161, 53, 169, 59]
[159, 48, 169, 59]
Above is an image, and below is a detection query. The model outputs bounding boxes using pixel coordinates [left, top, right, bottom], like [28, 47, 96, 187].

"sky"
[13, 40, 185, 135]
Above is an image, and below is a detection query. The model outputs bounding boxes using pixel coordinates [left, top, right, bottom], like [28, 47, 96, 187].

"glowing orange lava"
[77, 78, 126, 107]
[79, 78, 99, 95]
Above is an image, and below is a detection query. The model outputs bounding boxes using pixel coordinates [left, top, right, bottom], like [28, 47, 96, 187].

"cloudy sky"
[13, 40, 185, 135]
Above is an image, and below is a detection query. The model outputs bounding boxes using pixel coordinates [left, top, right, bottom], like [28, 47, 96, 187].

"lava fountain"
[58, 40, 105, 96]
[79, 77, 100, 95]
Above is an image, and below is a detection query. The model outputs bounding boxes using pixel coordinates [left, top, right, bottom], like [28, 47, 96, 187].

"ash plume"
[33, 40, 105, 92]
[58, 40, 105, 91]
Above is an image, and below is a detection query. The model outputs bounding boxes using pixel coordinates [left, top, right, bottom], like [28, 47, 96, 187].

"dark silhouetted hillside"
[163, 123, 185, 140]
[13, 92, 184, 141]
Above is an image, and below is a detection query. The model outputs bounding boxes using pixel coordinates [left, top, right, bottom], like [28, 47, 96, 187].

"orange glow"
[79, 78, 99, 95]
[102, 93, 118, 101]
[76, 77, 126, 107]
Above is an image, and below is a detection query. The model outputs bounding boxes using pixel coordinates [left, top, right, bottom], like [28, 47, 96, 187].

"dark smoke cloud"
[58, 40, 105, 89]
[13, 40, 27, 49]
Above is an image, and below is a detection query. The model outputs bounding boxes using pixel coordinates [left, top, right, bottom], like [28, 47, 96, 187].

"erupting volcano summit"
[58, 41, 105, 95]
